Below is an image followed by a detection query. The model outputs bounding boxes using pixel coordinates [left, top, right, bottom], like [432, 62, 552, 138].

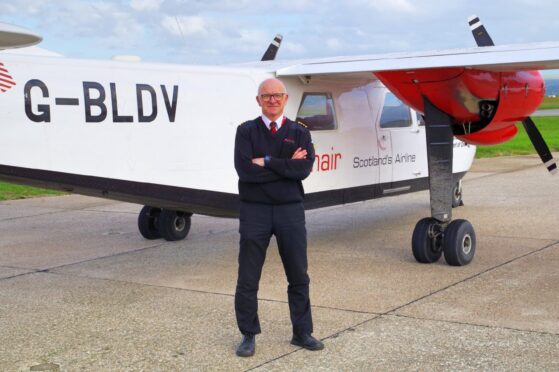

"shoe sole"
[290, 340, 324, 351]
[236, 351, 255, 357]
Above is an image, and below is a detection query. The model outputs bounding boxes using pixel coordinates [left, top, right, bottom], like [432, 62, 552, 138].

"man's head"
[256, 78, 288, 121]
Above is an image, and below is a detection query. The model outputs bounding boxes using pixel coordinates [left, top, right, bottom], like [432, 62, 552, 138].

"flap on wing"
[0, 22, 42, 50]
[276, 42, 559, 76]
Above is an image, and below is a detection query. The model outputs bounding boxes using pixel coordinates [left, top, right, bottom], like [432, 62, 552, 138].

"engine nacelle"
[375, 68, 544, 145]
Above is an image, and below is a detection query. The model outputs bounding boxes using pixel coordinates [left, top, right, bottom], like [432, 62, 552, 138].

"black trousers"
[235, 201, 313, 337]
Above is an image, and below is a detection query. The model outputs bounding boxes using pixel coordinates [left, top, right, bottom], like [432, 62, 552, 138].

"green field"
[538, 96, 559, 110]
[475, 116, 559, 158]
[0, 182, 63, 201]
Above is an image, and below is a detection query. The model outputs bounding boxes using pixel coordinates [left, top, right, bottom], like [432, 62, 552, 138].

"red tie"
[270, 121, 277, 134]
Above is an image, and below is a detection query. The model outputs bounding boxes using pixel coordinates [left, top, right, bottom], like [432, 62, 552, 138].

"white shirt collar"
[261, 114, 285, 130]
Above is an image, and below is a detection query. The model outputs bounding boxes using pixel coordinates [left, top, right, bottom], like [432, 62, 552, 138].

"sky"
[2, 0, 559, 76]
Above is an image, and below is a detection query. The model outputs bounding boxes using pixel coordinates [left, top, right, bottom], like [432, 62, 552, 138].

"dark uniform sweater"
[234, 116, 315, 205]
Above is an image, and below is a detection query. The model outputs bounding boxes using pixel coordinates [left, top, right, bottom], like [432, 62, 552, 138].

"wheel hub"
[461, 234, 472, 255]
[174, 216, 186, 232]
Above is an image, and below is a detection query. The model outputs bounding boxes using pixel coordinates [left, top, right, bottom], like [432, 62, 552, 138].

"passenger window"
[296, 93, 337, 131]
[380, 92, 412, 128]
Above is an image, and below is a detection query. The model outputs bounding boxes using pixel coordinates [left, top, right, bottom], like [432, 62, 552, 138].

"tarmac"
[0, 154, 558, 371]
[533, 109, 559, 117]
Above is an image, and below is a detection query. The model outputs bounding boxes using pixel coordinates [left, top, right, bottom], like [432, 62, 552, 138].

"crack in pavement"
[246, 238, 559, 370]
[0, 242, 168, 282]
[2, 237, 556, 371]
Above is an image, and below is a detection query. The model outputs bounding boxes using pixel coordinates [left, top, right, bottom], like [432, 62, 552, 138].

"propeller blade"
[468, 15, 495, 47]
[468, 15, 557, 174]
[521, 117, 558, 174]
[261, 34, 283, 61]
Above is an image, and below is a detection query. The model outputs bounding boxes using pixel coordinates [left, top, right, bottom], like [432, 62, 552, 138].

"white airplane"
[0, 17, 557, 266]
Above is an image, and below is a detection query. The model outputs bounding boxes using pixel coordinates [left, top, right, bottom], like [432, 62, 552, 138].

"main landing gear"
[138, 206, 192, 241]
[412, 97, 476, 266]
[412, 218, 476, 266]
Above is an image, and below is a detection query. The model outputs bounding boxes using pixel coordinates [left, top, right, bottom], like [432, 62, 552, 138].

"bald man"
[233, 78, 323, 357]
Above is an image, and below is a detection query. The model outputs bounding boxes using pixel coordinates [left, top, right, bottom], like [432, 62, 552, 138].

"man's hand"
[252, 148, 307, 167]
[292, 147, 307, 160]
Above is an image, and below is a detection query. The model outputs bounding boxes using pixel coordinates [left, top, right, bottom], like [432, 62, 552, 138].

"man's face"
[256, 80, 288, 120]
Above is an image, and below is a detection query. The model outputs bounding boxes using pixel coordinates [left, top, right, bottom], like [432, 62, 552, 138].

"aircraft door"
[366, 85, 393, 190]
[376, 91, 428, 192]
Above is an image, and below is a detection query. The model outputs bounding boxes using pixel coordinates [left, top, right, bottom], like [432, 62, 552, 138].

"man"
[233, 78, 323, 357]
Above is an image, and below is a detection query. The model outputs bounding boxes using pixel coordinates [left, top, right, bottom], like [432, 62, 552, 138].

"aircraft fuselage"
[0, 53, 475, 217]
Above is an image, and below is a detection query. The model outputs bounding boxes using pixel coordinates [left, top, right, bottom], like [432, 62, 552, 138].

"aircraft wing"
[275, 42, 559, 76]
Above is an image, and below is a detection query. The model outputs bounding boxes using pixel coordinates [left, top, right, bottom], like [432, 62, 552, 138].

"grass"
[538, 96, 559, 110]
[0, 182, 63, 201]
[475, 116, 559, 158]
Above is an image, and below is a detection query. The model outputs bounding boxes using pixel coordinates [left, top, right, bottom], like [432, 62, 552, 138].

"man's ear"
[256, 96, 262, 107]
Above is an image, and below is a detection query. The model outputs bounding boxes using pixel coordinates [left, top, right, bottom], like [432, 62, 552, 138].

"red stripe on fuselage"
[0, 77, 15, 85]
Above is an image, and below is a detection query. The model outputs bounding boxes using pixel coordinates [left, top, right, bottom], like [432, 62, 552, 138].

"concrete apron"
[0, 153, 558, 371]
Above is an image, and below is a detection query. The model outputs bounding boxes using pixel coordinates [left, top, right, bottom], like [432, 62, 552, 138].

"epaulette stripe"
[297, 121, 308, 128]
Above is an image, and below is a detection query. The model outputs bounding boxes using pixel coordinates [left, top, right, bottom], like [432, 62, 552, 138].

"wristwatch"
[264, 155, 272, 167]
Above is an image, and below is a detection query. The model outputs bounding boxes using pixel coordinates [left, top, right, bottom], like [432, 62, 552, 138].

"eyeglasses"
[260, 93, 286, 102]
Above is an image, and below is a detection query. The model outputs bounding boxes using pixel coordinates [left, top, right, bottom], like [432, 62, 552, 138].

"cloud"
[350, 0, 416, 13]
[162, 15, 208, 37]
[326, 38, 342, 51]
[2, 0, 559, 65]
[130, 0, 164, 12]
[283, 41, 306, 55]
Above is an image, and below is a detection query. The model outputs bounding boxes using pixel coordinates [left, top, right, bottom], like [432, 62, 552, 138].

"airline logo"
[0, 62, 16, 93]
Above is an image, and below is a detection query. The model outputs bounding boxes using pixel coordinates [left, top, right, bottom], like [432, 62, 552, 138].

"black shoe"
[291, 334, 324, 351]
[236, 334, 255, 357]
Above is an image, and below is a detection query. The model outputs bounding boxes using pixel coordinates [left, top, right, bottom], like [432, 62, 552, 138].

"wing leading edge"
[275, 42, 559, 76]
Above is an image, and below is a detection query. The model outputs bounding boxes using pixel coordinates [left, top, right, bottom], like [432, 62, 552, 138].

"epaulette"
[238, 120, 250, 127]
[296, 121, 308, 128]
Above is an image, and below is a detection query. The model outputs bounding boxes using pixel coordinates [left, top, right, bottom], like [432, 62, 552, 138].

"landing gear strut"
[412, 97, 476, 266]
[137, 206, 192, 242]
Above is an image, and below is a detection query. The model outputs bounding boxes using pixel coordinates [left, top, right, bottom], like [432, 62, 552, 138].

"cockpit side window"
[296, 93, 337, 131]
[380, 92, 412, 128]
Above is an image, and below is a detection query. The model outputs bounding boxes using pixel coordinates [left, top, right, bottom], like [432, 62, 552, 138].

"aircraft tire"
[412, 217, 443, 263]
[138, 206, 162, 240]
[452, 182, 464, 208]
[443, 219, 476, 266]
[158, 209, 192, 241]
